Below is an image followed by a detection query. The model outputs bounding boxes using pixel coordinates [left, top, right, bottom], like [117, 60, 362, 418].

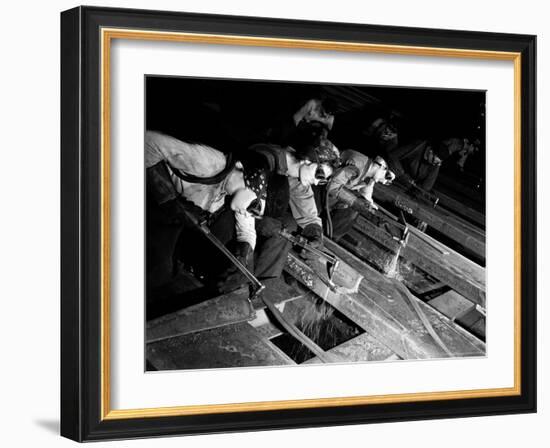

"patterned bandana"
[243, 167, 268, 200]
[313, 138, 341, 168]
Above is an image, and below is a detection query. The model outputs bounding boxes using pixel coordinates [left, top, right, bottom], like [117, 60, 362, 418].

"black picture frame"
[61, 5, 536, 442]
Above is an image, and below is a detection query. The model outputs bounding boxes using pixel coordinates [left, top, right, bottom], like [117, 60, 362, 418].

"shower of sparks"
[298, 296, 336, 347]
[384, 245, 403, 280]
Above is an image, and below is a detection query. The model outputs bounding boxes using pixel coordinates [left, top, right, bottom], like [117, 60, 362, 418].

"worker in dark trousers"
[387, 137, 478, 192]
[222, 126, 340, 300]
[440, 137, 480, 172]
[386, 139, 442, 191]
[331, 114, 399, 159]
[145, 130, 265, 308]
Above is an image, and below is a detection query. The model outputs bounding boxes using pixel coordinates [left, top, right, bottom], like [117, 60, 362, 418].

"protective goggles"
[372, 157, 395, 182]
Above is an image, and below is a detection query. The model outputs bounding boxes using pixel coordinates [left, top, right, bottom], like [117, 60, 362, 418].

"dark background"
[146, 76, 486, 191]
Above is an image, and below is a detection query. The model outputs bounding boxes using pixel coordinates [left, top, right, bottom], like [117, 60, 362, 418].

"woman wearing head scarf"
[223, 122, 340, 300]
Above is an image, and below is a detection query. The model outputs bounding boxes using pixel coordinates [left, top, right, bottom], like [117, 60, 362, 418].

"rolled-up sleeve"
[234, 211, 257, 249]
[326, 166, 359, 206]
[288, 178, 322, 228]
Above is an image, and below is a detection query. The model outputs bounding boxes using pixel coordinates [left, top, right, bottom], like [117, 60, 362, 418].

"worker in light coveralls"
[323, 149, 395, 241]
[145, 130, 266, 299]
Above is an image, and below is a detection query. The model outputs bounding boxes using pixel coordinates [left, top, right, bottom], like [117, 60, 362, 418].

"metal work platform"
[146, 183, 486, 371]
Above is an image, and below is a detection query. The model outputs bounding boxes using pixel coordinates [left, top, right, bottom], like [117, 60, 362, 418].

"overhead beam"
[433, 188, 486, 228]
[345, 214, 486, 306]
[336, 188, 485, 305]
[372, 184, 486, 261]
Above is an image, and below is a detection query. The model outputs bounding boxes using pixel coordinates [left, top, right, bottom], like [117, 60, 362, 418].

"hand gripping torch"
[278, 228, 340, 291]
[179, 207, 265, 302]
[180, 206, 341, 364]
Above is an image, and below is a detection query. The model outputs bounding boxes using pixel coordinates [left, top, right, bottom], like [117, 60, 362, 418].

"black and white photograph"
[52, 3, 539, 443]
[144, 76, 487, 370]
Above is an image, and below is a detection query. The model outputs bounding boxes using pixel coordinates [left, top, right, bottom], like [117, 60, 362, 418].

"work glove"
[216, 242, 255, 294]
[353, 183, 378, 210]
[256, 216, 283, 238]
[300, 223, 324, 261]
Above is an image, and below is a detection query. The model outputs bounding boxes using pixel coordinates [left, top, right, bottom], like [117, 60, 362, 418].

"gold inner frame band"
[100, 27, 522, 421]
